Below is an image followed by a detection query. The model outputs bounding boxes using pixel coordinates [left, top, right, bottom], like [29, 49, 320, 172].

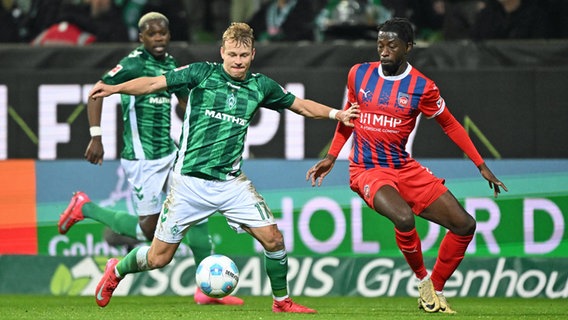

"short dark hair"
[377, 18, 415, 45]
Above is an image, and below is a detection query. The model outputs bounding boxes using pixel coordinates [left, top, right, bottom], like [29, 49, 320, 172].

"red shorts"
[349, 159, 447, 214]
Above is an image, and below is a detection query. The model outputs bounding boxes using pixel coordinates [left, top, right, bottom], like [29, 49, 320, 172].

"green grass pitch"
[0, 295, 566, 319]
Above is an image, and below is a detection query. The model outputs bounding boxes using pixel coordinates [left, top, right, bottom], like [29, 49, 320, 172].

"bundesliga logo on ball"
[195, 254, 240, 298]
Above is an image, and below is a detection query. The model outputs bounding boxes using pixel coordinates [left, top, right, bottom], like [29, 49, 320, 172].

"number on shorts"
[254, 201, 271, 220]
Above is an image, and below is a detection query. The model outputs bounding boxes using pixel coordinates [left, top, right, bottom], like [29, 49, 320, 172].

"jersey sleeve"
[435, 107, 484, 167]
[168, 57, 190, 100]
[164, 62, 211, 92]
[419, 80, 446, 119]
[328, 119, 353, 158]
[258, 75, 296, 110]
[346, 64, 358, 105]
[101, 57, 142, 85]
[328, 66, 357, 157]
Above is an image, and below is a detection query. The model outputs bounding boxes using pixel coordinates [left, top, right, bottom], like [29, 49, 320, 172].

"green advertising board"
[1, 255, 567, 298]
[38, 181, 568, 257]
[37, 172, 568, 258]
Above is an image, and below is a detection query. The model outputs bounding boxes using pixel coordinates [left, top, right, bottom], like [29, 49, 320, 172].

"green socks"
[82, 202, 138, 238]
[115, 222, 214, 276]
[116, 246, 150, 277]
[264, 249, 289, 298]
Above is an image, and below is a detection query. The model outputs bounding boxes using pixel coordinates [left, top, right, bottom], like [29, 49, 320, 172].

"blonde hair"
[222, 22, 255, 48]
[138, 12, 169, 31]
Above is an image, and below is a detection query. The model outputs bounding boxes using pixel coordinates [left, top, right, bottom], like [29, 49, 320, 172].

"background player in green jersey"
[57, 12, 243, 306]
[89, 22, 359, 313]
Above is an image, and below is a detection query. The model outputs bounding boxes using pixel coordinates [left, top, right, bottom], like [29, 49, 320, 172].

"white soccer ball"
[195, 254, 239, 298]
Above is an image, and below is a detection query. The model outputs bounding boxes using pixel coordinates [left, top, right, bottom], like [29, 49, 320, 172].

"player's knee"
[262, 232, 285, 252]
[453, 214, 476, 236]
[147, 253, 173, 269]
[463, 216, 476, 235]
[391, 211, 415, 231]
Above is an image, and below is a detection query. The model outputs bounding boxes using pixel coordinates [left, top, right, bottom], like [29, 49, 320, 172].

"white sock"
[273, 295, 289, 301]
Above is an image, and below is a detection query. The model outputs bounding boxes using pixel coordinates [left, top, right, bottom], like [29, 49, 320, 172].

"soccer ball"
[195, 254, 239, 298]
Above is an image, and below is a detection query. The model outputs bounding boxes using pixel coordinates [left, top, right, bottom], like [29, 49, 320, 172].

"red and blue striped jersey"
[330, 62, 446, 169]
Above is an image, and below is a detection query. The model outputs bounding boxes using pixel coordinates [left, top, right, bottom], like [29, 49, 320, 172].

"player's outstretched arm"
[89, 76, 168, 99]
[478, 163, 508, 198]
[306, 154, 337, 187]
[434, 108, 508, 198]
[289, 98, 359, 127]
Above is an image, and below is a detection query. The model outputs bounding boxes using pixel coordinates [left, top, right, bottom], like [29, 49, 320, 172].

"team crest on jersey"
[396, 92, 410, 112]
[227, 92, 237, 109]
[107, 64, 123, 77]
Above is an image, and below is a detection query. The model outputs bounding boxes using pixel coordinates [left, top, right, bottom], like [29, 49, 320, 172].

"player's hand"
[337, 103, 360, 127]
[85, 137, 104, 165]
[306, 154, 336, 187]
[478, 163, 508, 198]
[89, 81, 112, 100]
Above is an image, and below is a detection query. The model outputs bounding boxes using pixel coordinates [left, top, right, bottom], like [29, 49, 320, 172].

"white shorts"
[154, 171, 275, 243]
[120, 152, 176, 216]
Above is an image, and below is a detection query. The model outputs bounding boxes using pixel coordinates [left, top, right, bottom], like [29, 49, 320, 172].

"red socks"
[395, 228, 427, 280]
[395, 228, 474, 291]
[431, 232, 473, 291]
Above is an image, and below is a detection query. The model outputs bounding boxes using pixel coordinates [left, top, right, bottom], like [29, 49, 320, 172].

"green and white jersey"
[102, 46, 188, 160]
[165, 62, 295, 180]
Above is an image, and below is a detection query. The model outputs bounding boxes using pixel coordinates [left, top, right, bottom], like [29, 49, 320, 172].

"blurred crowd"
[1, 0, 567, 45]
